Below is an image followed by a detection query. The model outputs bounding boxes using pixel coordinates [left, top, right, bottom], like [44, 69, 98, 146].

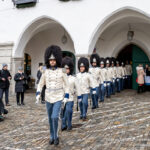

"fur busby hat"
[62, 56, 74, 75]
[100, 57, 105, 66]
[78, 57, 89, 72]
[121, 61, 125, 67]
[111, 57, 116, 66]
[44, 45, 62, 68]
[105, 57, 111, 66]
[90, 53, 100, 67]
[116, 59, 120, 66]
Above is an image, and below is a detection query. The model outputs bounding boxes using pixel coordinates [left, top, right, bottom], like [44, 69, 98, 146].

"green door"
[132, 45, 150, 89]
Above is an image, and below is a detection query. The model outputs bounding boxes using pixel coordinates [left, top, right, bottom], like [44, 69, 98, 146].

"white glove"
[117, 79, 119, 82]
[107, 83, 110, 86]
[92, 90, 96, 94]
[113, 79, 115, 83]
[104, 83, 107, 87]
[78, 98, 82, 103]
[63, 98, 68, 105]
[35, 95, 40, 104]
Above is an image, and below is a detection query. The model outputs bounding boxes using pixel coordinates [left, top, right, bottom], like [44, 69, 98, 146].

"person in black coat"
[14, 67, 27, 106]
[0, 63, 12, 106]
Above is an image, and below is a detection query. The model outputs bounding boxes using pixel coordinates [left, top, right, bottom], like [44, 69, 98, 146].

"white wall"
[25, 25, 75, 80]
[1, 0, 150, 55]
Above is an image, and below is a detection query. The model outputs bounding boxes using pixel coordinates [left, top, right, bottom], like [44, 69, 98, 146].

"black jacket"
[0, 69, 12, 89]
[14, 73, 27, 93]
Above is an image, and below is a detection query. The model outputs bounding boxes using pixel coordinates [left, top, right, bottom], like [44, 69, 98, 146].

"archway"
[89, 7, 150, 58]
[117, 44, 150, 90]
[12, 16, 75, 90]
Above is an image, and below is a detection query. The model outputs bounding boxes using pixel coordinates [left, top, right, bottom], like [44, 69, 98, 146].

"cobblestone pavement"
[1, 90, 150, 150]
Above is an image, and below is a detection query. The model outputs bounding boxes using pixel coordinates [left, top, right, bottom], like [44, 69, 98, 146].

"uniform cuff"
[77, 96, 82, 99]
[65, 93, 69, 99]
[92, 88, 96, 91]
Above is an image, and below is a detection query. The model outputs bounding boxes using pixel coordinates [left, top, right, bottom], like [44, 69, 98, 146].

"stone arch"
[88, 6, 150, 54]
[13, 15, 75, 58]
[112, 39, 150, 60]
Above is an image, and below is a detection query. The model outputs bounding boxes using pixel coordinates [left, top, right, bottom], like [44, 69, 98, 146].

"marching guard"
[76, 57, 96, 120]
[116, 61, 123, 92]
[105, 57, 113, 98]
[89, 53, 101, 109]
[99, 58, 107, 102]
[125, 60, 132, 89]
[111, 57, 117, 95]
[61, 56, 81, 131]
[36, 45, 69, 146]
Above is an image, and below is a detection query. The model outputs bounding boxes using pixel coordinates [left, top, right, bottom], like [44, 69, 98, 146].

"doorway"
[117, 44, 150, 90]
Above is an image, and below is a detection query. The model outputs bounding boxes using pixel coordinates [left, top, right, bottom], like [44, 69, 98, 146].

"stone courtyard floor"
[1, 90, 150, 150]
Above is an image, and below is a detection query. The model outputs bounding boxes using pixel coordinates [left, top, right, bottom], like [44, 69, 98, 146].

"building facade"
[1, 0, 150, 93]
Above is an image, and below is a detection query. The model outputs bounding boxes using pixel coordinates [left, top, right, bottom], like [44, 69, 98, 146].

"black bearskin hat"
[90, 53, 100, 67]
[100, 57, 105, 66]
[44, 45, 62, 68]
[121, 61, 125, 67]
[62, 56, 74, 75]
[105, 57, 111, 66]
[116, 59, 120, 66]
[111, 57, 116, 66]
[78, 57, 89, 72]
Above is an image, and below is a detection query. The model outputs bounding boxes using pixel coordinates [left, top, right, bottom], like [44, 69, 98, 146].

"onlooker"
[136, 64, 145, 93]
[0, 64, 12, 106]
[14, 67, 27, 106]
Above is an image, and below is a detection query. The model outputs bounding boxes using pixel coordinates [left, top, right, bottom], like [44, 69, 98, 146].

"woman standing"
[14, 67, 26, 106]
[136, 64, 145, 93]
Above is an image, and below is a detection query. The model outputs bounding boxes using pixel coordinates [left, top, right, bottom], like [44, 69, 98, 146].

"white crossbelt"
[46, 88, 63, 92]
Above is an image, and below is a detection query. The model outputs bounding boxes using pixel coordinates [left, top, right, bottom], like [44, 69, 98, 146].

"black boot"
[41, 100, 45, 104]
[61, 127, 67, 131]
[17, 103, 21, 106]
[54, 138, 59, 146]
[21, 101, 25, 105]
[49, 139, 54, 145]
[137, 86, 140, 93]
[67, 126, 72, 131]
[4, 109, 8, 114]
[142, 86, 145, 92]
